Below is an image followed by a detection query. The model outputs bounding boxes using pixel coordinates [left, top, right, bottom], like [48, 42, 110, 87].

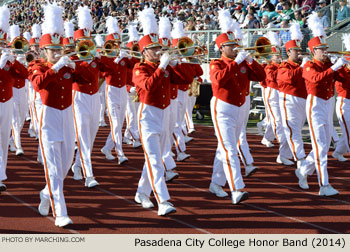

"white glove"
[181, 57, 189, 63]
[51, 56, 70, 73]
[159, 53, 170, 69]
[329, 55, 338, 64]
[169, 59, 179, 67]
[130, 87, 137, 95]
[331, 57, 347, 72]
[245, 54, 253, 64]
[66, 58, 76, 70]
[16, 55, 26, 65]
[300, 57, 309, 68]
[0, 52, 10, 69]
[114, 50, 128, 64]
[95, 51, 101, 59]
[234, 51, 249, 65]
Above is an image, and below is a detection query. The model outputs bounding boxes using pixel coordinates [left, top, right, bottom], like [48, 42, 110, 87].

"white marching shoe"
[257, 122, 264, 136]
[184, 136, 193, 143]
[332, 151, 347, 162]
[176, 152, 190, 161]
[55, 216, 73, 227]
[135, 192, 154, 208]
[85, 177, 99, 188]
[165, 170, 179, 182]
[101, 146, 115, 160]
[261, 138, 274, 147]
[133, 140, 142, 148]
[99, 120, 107, 127]
[28, 128, 36, 138]
[0, 181, 7, 192]
[209, 182, 228, 197]
[170, 152, 175, 157]
[71, 164, 83, 180]
[16, 148, 24, 156]
[158, 201, 176, 216]
[188, 128, 195, 134]
[245, 164, 258, 177]
[319, 184, 339, 196]
[232, 191, 249, 204]
[122, 137, 133, 145]
[9, 140, 16, 152]
[276, 155, 294, 166]
[118, 155, 128, 165]
[297, 158, 307, 169]
[295, 169, 309, 189]
[38, 191, 50, 216]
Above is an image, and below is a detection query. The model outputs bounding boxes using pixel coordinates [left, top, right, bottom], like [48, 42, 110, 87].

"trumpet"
[75, 39, 96, 59]
[25, 51, 38, 63]
[0, 36, 29, 54]
[327, 51, 350, 55]
[240, 37, 273, 58]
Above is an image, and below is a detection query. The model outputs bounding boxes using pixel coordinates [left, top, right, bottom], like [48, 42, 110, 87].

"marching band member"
[62, 21, 75, 54]
[94, 34, 108, 128]
[333, 34, 350, 161]
[70, 6, 115, 187]
[277, 22, 308, 179]
[232, 20, 258, 177]
[28, 2, 94, 226]
[28, 23, 43, 164]
[0, 5, 28, 191]
[8, 24, 28, 156]
[264, 31, 294, 166]
[133, 8, 194, 215]
[100, 16, 136, 165]
[171, 20, 192, 162]
[209, 9, 265, 204]
[123, 24, 142, 148]
[298, 13, 349, 196]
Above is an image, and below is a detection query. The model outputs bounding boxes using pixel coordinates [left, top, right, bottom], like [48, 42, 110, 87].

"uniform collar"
[287, 59, 300, 67]
[221, 54, 235, 63]
[145, 59, 160, 69]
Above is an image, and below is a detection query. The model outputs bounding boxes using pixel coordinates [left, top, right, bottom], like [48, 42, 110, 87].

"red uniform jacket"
[72, 56, 114, 95]
[132, 60, 195, 109]
[102, 57, 137, 88]
[28, 59, 95, 110]
[0, 60, 28, 103]
[265, 62, 279, 90]
[177, 63, 203, 92]
[277, 59, 307, 99]
[210, 56, 266, 107]
[259, 63, 268, 88]
[335, 67, 350, 99]
[302, 58, 348, 100]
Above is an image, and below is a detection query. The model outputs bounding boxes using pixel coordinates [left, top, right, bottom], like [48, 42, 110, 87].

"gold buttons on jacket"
[162, 95, 165, 98]
[2, 98, 5, 101]
[89, 83, 92, 86]
[61, 96, 64, 99]
[62, 87, 64, 90]
[61, 105, 64, 108]
[90, 91, 92, 94]
[2, 89, 4, 92]
[173, 88, 175, 90]
[163, 104, 165, 107]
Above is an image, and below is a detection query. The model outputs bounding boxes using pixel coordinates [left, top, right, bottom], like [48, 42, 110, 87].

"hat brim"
[222, 41, 239, 46]
[288, 47, 302, 50]
[144, 43, 162, 49]
[45, 45, 64, 49]
[314, 44, 328, 49]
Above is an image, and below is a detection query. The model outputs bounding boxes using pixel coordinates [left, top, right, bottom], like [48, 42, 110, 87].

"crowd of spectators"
[3, 0, 350, 38]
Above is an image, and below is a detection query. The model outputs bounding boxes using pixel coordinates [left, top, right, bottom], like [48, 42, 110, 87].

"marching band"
[0, 2, 350, 227]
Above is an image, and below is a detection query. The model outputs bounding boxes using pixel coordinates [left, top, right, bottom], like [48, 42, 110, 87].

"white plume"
[218, 8, 233, 34]
[31, 24, 41, 38]
[159, 16, 171, 39]
[9, 25, 20, 42]
[64, 21, 74, 38]
[307, 12, 326, 38]
[128, 25, 139, 42]
[290, 21, 303, 41]
[138, 7, 158, 35]
[0, 5, 10, 34]
[77, 5, 93, 31]
[23, 31, 31, 42]
[232, 20, 243, 40]
[106, 16, 121, 35]
[41, 2, 64, 36]
[265, 31, 280, 47]
[94, 34, 104, 47]
[171, 20, 185, 39]
[342, 33, 350, 52]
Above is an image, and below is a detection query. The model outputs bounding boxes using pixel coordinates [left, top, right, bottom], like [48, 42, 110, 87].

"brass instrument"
[327, 51, 350, 55]
[102, 40, 119, 56]
[25, 51, 37, 63]
[11, 36, 29, 54]
[75, 39, 96, 59]
[189, 78, 200, 97]
[243, 37, 273, 58]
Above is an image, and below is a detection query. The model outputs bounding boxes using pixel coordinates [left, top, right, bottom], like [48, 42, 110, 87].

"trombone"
[0, 36, 29, 54]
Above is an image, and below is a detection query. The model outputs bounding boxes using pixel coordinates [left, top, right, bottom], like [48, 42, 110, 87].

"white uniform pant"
[162, 99, 178, 171]
[330, 96, 339, 143]
[210, 97, 245, 192]
[335, 96, 350, 154]
[73, 91, 100, 178]
[27, 81, 35, 133]
[137, 103, 171, 204]
[0, 99, 13, 181]
[262, 87, 275, 141]
[300, 95, 333, 187]
[124, 92, 140, 141]
[11, 87, 27, 149]
[99, 81, 107, 123]
[39, 105, 75, 217]
[173, 90, 188, 154]
[266, 87, 292, 159]
[104, 85, 127, 157]
[279, 93, 307, 161]
[184, 95, 196, 133]
[238, 95, 254, 167]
